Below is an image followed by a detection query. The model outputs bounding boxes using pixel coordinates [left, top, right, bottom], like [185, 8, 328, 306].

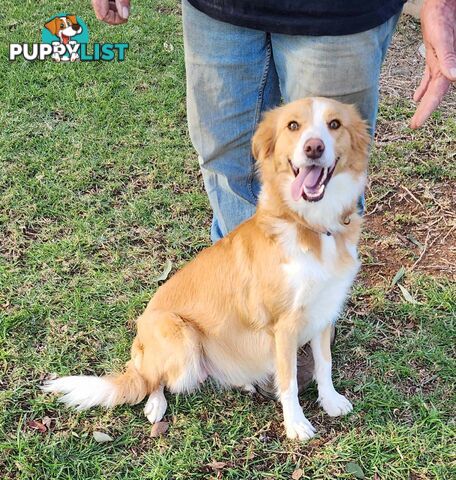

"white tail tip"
[41, 376, 117, 410]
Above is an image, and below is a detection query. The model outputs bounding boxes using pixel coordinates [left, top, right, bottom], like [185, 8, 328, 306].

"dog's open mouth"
[289, 158, 338, 202]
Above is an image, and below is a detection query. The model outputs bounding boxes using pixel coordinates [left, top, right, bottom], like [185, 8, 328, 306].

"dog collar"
[310, 214, 351, 237]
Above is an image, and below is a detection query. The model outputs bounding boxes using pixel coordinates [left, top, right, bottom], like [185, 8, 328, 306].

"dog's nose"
[73, 23, 81, 31]
[304, 138, 325, 159]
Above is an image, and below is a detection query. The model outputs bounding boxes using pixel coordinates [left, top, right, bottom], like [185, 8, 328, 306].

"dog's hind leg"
[42, 310, 204, 417]
[144, 385, 167, 424]
[135, 309, 206, 423]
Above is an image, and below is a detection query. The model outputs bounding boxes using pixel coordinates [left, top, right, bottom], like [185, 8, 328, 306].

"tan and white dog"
[42, 97, 369, 441]
[44, 15, 82, 62]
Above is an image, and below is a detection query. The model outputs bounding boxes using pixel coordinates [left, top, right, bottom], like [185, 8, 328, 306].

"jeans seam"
[381, 12, 401, 61]
[247, 34, 272, 202]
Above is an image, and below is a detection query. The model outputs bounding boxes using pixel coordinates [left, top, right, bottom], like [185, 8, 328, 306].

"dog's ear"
[67, 15, 78, 25]
[349, 118, 370, 154]
[252, 110, 277, 162]
[44, 17, 60, 36]
[347, 106, 370, 170]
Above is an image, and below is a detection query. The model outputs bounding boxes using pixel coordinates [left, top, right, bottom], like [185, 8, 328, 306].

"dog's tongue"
[291, 166, 323, 201]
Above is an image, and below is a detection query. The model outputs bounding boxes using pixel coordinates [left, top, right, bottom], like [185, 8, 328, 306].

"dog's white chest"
[279, 226, 359, 343]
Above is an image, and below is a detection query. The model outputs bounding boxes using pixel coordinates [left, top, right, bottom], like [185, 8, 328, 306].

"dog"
[44, 15, 82, 62]
[42, 97, 369, 440]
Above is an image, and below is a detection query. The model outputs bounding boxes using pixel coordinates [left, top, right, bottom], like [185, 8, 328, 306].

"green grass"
[1, 2, 455, 479]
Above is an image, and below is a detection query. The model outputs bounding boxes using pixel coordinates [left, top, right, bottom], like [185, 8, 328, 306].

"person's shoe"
[254, 325, 336, 400]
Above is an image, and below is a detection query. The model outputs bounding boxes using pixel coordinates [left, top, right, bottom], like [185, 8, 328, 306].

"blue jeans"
[182, 0, 400, 242]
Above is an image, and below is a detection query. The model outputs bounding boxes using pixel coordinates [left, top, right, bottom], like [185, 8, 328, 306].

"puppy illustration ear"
[44, 18, 60, 36]
[252, 110, 277, 162]
[67, 15, 78, 25]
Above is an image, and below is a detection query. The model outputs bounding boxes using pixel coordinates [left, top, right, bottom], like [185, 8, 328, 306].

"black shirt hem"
[187, 0, 405, 36]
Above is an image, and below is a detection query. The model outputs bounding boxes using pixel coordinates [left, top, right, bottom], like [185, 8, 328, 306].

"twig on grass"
[400, 185, 423, 207]
[440, 223, 456, 243]
[410, 229, 441, 270]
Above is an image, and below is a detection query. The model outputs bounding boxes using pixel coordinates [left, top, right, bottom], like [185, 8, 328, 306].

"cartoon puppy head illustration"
[44, 15, 82, 44]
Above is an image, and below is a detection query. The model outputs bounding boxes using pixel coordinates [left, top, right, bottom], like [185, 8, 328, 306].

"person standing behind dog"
[91, 0, 456, 394]
[92, 0, 455, 240]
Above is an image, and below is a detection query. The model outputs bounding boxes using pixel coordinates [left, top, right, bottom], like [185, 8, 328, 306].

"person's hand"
[410, 0, 456, 128]
[92, 0, 130, 25]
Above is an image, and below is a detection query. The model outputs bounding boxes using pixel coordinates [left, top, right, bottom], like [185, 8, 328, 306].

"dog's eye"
[328, 119, 341, 130]
[287, 121, 299, 131]
[61, 23, 65, 28]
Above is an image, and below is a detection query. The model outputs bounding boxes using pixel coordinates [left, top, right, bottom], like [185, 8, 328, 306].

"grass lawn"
[1, 1, 454, 479]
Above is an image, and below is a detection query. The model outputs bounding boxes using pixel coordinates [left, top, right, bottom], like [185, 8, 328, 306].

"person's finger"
[102, 9, 126, 25]
[115, 0, 130, 20]
[429, 26, 456, 81]
[92, 0, 128, 24]
[92, 0, 110, 21]
[432, 31, 456, 82]
[410, 75, 451, 128]
[413, 64, 431, 102]
[103, 1, 128, 24]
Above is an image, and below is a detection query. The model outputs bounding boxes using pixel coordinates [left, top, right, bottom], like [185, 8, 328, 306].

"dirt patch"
[360, 176, 455, 286]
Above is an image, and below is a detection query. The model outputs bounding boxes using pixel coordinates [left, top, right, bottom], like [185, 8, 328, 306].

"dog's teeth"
[320, 168, 328, 184]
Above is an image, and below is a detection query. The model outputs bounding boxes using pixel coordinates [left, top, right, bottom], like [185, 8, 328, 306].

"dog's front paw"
[284, 412, 316, 441]
[320, 391, 353, 417]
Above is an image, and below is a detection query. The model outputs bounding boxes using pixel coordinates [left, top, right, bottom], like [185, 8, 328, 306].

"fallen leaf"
[154, 260, 173, 282]
[27, 420, 47, 433]
[398, 284, 419, 304]
[150, 421, 169, 437]
[345, 462, 365, 479]
[292, 468, 303, 479]
[390, 266, 405, 287]
[207, 461, 227, 470]
[92, 431, 114, 443]
[42, 416, 52, 429]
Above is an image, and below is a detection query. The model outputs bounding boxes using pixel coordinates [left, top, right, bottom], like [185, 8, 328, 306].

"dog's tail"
[41, 359, 149, 411]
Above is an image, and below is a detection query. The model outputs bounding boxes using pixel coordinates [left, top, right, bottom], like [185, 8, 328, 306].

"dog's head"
[44, 15, 82, 43]
[253, 97, 370, 229]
